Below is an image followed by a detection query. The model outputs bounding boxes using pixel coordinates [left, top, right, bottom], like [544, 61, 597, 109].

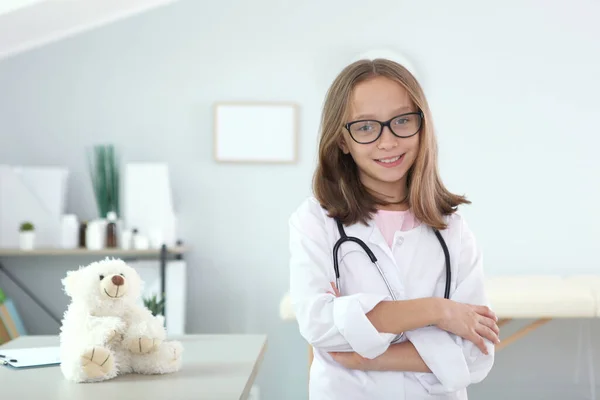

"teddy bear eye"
[99, 275, 105, 280]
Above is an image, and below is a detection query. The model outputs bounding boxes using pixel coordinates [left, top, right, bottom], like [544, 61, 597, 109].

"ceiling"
[0, 0, 178, 60]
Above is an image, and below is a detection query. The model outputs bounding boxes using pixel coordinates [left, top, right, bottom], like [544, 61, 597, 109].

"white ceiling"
[0, 0, 179, 60]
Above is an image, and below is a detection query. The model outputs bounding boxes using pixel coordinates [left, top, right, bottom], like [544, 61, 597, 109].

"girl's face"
[340, 75, 420, 201]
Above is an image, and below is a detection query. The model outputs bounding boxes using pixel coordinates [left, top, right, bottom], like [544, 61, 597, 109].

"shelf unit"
[0, 245, 188, 326]
[0, 247, 187, 257]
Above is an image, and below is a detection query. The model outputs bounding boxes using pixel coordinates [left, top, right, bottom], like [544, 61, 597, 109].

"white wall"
[1, 0, 599, 398]
[0, 0, 42, 15]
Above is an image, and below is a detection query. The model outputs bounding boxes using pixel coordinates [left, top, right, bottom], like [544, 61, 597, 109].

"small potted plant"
[19, 221, 35, 250]
[143, 293, 165, 317]
[143, 293, 166, 327]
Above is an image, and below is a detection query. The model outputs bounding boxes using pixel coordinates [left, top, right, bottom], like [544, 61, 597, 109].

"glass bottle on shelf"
[106, 211, 118, 248]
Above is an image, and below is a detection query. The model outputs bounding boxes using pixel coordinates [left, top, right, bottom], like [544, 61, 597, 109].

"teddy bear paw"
[106, 329, 125, 344]
[106, 329, 119, 344]
[170, 343, 182, 363]
[80, 347, 114, 379]
[170, 343, 182, 364]
[125, 337, 162, 354]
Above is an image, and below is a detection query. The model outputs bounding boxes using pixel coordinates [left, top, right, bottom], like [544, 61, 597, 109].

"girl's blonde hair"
[312, 58, 470, 230]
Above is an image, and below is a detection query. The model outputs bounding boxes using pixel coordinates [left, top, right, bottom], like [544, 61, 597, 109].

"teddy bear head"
[62, 258, 143, 313]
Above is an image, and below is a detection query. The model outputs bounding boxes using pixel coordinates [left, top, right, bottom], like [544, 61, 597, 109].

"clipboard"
[0, 346, 61, 369]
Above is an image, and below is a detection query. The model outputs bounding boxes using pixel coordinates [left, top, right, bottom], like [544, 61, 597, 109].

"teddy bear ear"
[62, 269, 80, 297]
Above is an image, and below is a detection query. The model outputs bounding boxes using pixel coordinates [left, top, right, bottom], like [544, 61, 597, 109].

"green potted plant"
[87, 144, 120, 219]
[19, 221, 35, 250]
[143, 294, 165, 317]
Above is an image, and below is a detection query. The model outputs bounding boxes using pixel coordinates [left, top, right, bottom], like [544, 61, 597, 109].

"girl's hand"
[328, 282, 341, 297]
[329, 342, 431, 373]
[329, 351, 378, 371]
[436, 300, 500, 354]
[327, 283, 499, 355]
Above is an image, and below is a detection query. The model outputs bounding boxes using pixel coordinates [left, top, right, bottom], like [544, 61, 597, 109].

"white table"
[0, 334, 267, 400]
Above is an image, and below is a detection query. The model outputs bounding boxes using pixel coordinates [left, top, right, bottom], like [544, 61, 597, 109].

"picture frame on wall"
[213, 102, 299, 163]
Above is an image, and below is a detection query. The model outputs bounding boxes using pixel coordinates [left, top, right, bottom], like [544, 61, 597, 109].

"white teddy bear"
[59, 258, 183, 383]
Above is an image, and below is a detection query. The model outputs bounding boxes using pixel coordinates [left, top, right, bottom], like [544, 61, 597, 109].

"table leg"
[498, 318, 512, 328]
[495, 318, 552, 351]
[585, 320, 596, 400]
[160, 244, 167, 326]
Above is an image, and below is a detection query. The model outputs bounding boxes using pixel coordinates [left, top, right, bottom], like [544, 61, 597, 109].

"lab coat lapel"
[341, 218, 410, 301]
[341, 220, 373, 243]
[368, 222, 395, 262]
[343, 219, 395, 264]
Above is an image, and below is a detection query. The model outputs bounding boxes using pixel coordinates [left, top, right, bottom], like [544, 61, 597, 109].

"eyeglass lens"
[349, 113, 421, 143]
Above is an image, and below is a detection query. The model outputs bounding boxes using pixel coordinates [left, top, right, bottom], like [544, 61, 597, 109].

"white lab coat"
[289, 197, 494, 400]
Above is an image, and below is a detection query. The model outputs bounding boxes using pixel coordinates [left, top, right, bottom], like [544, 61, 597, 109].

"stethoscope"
[332, 217, 451, 301]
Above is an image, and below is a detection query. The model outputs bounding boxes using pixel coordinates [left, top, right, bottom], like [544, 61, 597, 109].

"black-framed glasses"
[344, 111, 424, 144]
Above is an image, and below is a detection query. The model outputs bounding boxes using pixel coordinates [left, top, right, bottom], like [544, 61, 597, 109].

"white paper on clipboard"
[0, 346, 60, 368]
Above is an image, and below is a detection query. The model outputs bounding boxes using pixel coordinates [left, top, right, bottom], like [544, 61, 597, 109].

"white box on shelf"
[123, 162, 178, 247]
[0, 164, 68, 248]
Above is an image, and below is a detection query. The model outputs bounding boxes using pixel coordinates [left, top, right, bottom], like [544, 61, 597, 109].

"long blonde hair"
[312, 58, 470, 230]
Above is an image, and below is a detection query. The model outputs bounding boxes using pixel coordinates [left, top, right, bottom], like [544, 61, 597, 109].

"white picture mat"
[214, 103, 298, 163]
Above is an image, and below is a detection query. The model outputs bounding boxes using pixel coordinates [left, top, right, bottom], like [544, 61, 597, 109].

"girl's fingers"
[471, 304, 497, 321]
[475, 323, 500, 346]
[478, 315, 500, 336]
[329, 282, 340, 297]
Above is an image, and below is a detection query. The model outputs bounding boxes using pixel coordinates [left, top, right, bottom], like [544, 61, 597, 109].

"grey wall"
[1, 0, 599, 399]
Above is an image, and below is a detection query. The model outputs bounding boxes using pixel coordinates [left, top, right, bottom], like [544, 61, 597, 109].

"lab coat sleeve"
[404, 216, 495, 394]
[288, 200, 397, 359]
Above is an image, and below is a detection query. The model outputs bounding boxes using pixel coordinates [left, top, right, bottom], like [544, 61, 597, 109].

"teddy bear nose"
[111, 275, 124, 286]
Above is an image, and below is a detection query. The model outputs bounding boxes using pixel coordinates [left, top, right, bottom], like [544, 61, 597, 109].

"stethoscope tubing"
[332, 218, 451, 300]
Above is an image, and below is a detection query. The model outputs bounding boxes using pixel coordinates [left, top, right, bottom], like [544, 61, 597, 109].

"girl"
[288, 58, 499, 399]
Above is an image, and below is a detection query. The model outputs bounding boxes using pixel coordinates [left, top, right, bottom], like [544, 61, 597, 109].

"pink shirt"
[372, 209, 421, 247]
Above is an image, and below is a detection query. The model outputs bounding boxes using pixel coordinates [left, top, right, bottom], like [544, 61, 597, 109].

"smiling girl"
[288, 58, 498, 399]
